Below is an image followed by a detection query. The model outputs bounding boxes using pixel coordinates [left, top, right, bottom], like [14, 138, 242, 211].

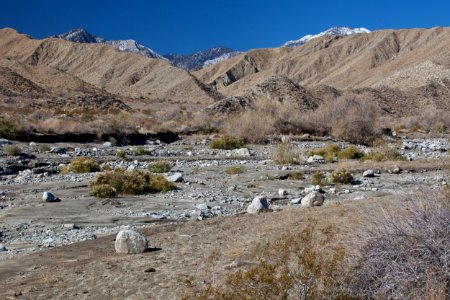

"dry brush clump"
[273, 142, 301, 165]
[210, 135, 245, 150]
[189, 220, 355, 300]
[64, 158, 100, 174]
[90, 169, 175, 198]
[353, 191, 450, 299]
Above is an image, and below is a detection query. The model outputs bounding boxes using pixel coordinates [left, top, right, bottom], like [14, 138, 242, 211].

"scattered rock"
[42, 191, 58, 202]
[166, 172, 183, 182]
[29, 142, 37, 147]
[233, 148, 251, 157]
[363, 170, 375, 177]
[307, 155, 325, 164]
[301, 191, 324, 207]
[290, 198, 302, 204]
[145, 267, 156, 273]
[103, 142, 113, 147]
[195, 203, 209, 210]
[389, 165, 402, 174]
[0, 244, 7, 252]
[49, 147, 66, 154]
[247, 196, 269, 214]
[278, 189, 287, 196]
[115, 230, 148, 254]
[0, 139, 11, 147]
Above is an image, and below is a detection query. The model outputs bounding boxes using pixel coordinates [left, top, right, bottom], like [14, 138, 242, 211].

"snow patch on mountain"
[283, 27, 370, 48]
[51, 29, 166, 60]
[203, 51, 242, 68]
[164, 47, 238, 71]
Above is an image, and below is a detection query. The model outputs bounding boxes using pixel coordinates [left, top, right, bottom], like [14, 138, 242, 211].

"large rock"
[115, 230, 148, 254]
[247, 196, 269, 214]
[49, 147, 66, 154]
[166, 172, 183, 182]
[233, 148, 251, 157]
[301, 191, 324, 207]
[363, 170, 375, 177]
[307, 155, 325, 164]
[0, 139, 11, 147]
[42, 191, 58, 202]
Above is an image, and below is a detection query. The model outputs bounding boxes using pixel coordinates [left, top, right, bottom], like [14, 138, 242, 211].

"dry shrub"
[225, 165, 245, 175]
[396, 108, 450, 133]
[0, 118, 23, 139]
[223, 110, 275, 144]
[148, 160, 172, 173]
[192, 220, 354, 299]
[210, 136, 245, 150]
[354, 191, 450, 299]
[67, 158, 100, 173]
[3, 144, 21, 156]
[90, 169, 174, 197]
[302, 93, 381, 145]
[330, 169, 353, 184]
[273, 143, 301, 165]
[311, 171, 327, 186]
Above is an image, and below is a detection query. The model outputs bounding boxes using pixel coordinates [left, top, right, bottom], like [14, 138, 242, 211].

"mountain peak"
[282, 26, 370, 48]
[51, 28, 105, 43]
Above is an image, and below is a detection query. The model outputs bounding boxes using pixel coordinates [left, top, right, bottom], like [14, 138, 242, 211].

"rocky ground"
[0, 134, 448, 298]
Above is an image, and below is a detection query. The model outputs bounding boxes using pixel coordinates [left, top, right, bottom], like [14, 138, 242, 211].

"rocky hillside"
[164, 47, 240, 71]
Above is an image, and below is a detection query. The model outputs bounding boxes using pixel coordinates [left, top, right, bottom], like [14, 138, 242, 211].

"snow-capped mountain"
[203, 51, 242, 68]
[164, 47, 238, 71]
[283, 27, 370, 48]
[51, 28, 105, 43]
[50, 29, 166, 60]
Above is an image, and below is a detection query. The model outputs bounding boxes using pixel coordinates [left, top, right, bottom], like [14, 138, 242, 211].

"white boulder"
[115, 230, 148, 254]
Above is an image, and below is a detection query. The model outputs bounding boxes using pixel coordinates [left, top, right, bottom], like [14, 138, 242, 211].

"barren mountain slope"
[195, 27, 450, 93]
[0, 28, 218, 103]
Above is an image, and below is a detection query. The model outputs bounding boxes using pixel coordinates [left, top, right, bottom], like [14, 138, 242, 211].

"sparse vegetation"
[330, 169, 353, 184]
[311, 171, 327, 186]
[116, 149, 126, 159]
[192, 220, 353, 299]
[225, 166, 245, 175]
[0, 118, 22, 140]
[338, 146, 365, 160]
[210, 135, 245, 150]
[67, 158, 100, 173]
[90, 169, 175, 197]
[38, 144, 50, 153]
[307, 144, 365, 163]
[132, 146, 147, 156]
[148, 160, 172, 173]
[288, 171, 304, 180]
[362, 145, 405, 162]
[3, 144, 21, 156]
[273, 143, 301, 165]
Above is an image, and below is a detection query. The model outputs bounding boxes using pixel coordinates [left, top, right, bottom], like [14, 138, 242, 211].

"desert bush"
[67, 158, 100, 174]
[191, 220, 354, 299]
[223, 109, 275, 144]
[338, 146, 365, 160]
[288, 171, 304, 180]
[38, 144, 50, 153]
[90, 184, 117, 198]
[354, 191, 450, 299]
[210, 135, 245, 150]
[3, 144, 21, 156]
[273, 143, 301, 165]
[395, 108, 450, 134]
[148, 160, 172, 173]
[362, 145, 405, 162]
[132, 146, 147, 156]
[90, 169, 174, 197]
[311, 171, 327, 186]
[116, 149, 126, 159]
[307, 144, 341, 163]
[330, 169, 353, 184]
[0, 118, 22, 139]
[225, 165, 245, 175]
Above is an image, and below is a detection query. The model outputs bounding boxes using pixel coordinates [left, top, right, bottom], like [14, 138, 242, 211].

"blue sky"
[1, 0, 449, 54]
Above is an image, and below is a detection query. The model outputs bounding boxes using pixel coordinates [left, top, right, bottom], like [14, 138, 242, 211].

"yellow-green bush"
[67, 158, 100, 173]
[225, 165, 245, 175]
[331, 169, 353, 184]
[288, 171, 304, 180]
[210, 135, 244, 150]
[311, 171, 327, 186]
[3, 144, 21, 156]
[90, 169, 174, 198]
[148, 160, 172, 173]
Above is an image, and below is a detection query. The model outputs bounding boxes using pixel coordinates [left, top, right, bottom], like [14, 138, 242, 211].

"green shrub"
[0, 118, 22, 139]
[210, 135, 244, 150]
[307, 144, 340, 163]
[273, 143, 301, 165]
[361, 146, 405, 162]
[132, 146, 147, 156]
[288, 171, 304, 180]
[3, 144, 21, 156]
[311, 171, 327, 186]
[338, 146, 365, 160]
[116, 149, 126, 159]
[89, 169, 175, 198]
[38, 144, 50, 153]
[330, 169, 353, 184]
[68, 158, 100, 173]
[90, 184, 117, 198]
[148, 160, 172, 173]
[225, 165, 245, 175]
